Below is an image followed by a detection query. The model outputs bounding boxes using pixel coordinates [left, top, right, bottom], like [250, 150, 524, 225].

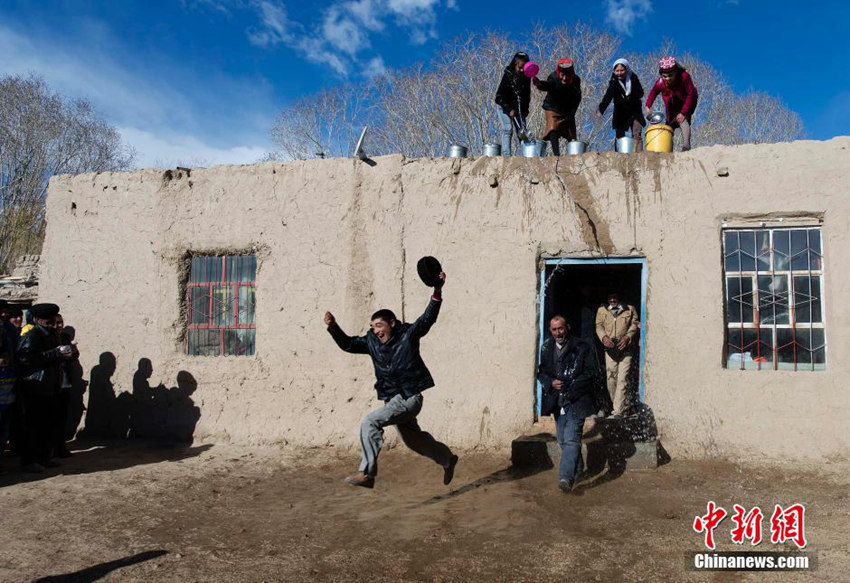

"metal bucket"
[448, 145, 468, 158]
[565, 140, 587, 155]
[483, 143, 501, 157]
[616, 137, 636, 153]
[521, 140, 543, 158]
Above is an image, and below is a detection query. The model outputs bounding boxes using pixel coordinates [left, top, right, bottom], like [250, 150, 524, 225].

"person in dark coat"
[532, 58, 582, 155]
[597, 58, 646, 151]
[537, 315, 597, 492]
[494, 51, 531, 156]
[324, 272, 457, 489]
[645, 56, 699, 151]
[16, 303, 76, 472]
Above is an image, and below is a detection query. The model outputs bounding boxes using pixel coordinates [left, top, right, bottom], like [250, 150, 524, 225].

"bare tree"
[0, 74, 134, 271]
[267, 24, 805, 160]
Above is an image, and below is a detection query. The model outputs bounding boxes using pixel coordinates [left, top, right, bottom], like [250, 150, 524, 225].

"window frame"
[722, 226, 826, 371]
[185, 254, 257, 357]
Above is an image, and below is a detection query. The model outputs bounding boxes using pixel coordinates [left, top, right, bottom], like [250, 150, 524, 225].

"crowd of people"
[0, 300, 80, 474]
[495, 53, 699, 155]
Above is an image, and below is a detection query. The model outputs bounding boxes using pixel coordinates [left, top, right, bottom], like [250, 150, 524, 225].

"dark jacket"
[537, 72, 582, 117]
[17, 324, 64, 397]
[494, 66, 531, 118]
[598, 72, 646, 130]
[329, 298, 442, 401]
[537, 336, 596, 418]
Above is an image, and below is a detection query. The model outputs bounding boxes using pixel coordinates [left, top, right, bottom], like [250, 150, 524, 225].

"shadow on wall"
[83, 353, 200, 442]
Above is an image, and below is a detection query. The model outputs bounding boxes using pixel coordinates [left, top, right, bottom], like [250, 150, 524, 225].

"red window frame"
[186, 255, 257, 356]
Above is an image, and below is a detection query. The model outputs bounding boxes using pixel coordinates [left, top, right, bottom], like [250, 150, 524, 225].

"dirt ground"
[0, 439, 848, 583]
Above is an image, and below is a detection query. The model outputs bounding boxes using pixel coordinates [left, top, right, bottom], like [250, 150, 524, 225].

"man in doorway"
[595, 293, 639, 418]
[537, 315, 596, 492]
[323, 272, 458, 489]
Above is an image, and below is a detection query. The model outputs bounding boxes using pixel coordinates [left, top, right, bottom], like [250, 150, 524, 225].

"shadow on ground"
[34, 550, 168, 583]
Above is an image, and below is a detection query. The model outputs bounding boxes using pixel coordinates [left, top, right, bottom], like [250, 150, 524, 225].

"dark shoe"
[55, 449, 74, 458]
[558, 479, 575, 493]
[443, 455, 459, 486]
[22, 463, 45, 474]
[344, 472, 374, 489]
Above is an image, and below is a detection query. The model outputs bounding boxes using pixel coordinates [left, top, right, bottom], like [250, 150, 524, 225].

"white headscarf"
[613, 58, 632, 96]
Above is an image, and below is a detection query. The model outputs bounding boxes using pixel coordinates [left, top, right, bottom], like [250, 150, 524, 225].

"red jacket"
[646, 71, 698, 125]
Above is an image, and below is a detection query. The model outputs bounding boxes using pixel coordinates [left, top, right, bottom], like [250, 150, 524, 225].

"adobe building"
[40, 137, 849, 461]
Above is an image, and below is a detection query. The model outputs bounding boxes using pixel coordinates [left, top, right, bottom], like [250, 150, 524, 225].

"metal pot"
[616, 137, 636, 153]
[483, 143, 502, 157]
[648, 112, 665, 124]
[565, 140, 587, 155]
[448, 145, 468, 158]
[521, 140, 543, 157]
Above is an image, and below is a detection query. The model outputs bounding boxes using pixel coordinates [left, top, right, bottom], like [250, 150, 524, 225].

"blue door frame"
[536, 256, 648, 418]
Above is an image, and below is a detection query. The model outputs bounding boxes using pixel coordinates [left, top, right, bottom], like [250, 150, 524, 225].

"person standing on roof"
[532, 58, 582, 156]
[597, 58, 646, 151]
[494, 52, 532, 156]
[645, 56, 699, 151]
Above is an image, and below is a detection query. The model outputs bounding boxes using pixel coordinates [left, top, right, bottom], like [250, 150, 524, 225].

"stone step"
[511, 422, 667, 471]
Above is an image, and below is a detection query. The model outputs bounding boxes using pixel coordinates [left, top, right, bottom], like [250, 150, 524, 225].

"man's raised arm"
[410, 272, 445, 338]
[324, 311, 369, 354]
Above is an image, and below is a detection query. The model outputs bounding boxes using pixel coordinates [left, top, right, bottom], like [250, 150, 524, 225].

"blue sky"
[1, 0, 847, 167]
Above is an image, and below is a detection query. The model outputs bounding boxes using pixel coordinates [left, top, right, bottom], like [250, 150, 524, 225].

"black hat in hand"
[416, 256, 442, 287]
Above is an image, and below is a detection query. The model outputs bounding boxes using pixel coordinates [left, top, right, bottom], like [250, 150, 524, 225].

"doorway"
[536, 257, 648, 418]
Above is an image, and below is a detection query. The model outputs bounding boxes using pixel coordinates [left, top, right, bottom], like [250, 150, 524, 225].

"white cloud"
[0, 21, 274, 170]
[237, 0, 451, 75]
[362, 56, 388, 78]
[119, 127, 268, 168]
[605, 0, 652, 35]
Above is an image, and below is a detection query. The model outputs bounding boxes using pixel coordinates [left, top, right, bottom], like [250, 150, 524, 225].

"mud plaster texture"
[41, 138, 850, 461]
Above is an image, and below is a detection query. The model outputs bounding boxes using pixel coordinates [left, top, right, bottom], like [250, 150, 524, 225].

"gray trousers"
[359, 393, 453, 477]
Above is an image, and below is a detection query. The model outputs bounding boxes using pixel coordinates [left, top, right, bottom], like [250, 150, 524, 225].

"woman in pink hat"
[532, 58, 582, 156]
[644, 56, 699, 150]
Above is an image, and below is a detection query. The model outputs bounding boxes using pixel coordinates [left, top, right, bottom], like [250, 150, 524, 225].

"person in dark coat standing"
[494, 51, 531, 156]
[16, 303, 76, 472]
[324, 272, 458, 489]
[532, 58, 582, 155]
[537, 315, 597, 492]
[645, 56, 699, 151]
[597, 58, 646, 151]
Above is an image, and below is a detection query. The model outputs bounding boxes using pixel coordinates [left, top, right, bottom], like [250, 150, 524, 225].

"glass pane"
[756, 230, 770, 272]
[790, 230, 809, 271]
[773, 230, 789, 271]
[212, 285, 234, 326]
[794, 329, 812, 364]
[758, 275, 789, 325]
[739, 231, 756, 271]
[809, 229, 822, 271]
[238, 285, 256, 325]
[726, 277, 754, 323]
[190, 286, 210, 324]
[794, 276, 813, 323]
[812, 328, 826, 365]
[776, 328, 795, 364]
[727, 328, 759, 369]
[188, 329, 221, 356]
[224, 329, 256, 356]
[724, 231, 740, 272]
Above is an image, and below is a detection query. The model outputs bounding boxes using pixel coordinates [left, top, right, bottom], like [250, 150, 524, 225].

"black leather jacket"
[329, 298, 442, 401]
[17, 325, 64, 396]
[537, 336, 596, 418]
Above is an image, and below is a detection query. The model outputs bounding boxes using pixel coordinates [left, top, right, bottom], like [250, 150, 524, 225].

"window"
[723, 227, 825, 371]
[186, 255, 256, 356]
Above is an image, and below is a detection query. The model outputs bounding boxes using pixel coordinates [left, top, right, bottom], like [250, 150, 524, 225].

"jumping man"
[324, 272, 458, 489]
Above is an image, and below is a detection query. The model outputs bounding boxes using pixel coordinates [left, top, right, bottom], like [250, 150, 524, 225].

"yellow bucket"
[645, 123, 674, 153]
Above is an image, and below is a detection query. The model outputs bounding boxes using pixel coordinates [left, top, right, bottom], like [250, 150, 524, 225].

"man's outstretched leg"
[347, 394, 421, 488]
[396, 401, 458, 485]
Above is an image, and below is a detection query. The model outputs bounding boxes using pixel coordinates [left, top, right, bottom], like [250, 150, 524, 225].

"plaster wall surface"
[41, 137, 850, 459]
